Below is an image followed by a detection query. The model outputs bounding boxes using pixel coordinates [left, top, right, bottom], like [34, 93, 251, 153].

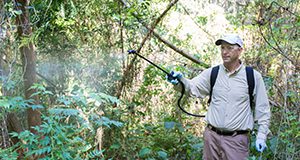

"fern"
[0, 146, 18, 160]
[89, 92, 119, 105]
[101, 116, 123, 128]
[3, 85, 123, 159]
[49, 108, 80, 116]
[8, 96, 33, 110]
[0, 95, 44, 112]
[30, 146, 52, 156]
[29, 83, 53, 97]
[88, 149, 105, 159]
[90, 115, 123, 128]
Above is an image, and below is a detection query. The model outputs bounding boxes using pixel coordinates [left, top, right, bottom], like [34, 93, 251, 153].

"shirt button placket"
[224, 76, 231, 126]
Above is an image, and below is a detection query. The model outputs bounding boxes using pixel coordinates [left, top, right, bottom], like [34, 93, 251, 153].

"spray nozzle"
[127, 50, 137, 54]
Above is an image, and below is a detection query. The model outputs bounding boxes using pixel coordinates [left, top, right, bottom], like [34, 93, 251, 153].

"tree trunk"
[15, 0, 41, 133]
[0, 114, 11, 149]
[0, 11, 24, 149]
[0, 52, 11, 148]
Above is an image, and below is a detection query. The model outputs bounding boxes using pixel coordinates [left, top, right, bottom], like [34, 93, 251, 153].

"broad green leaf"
[139, 147, 152, 158]
[192, 143, 203, 150]
[30, 104, 44, 110]
[110, 143, 121, 149]
[164, 121, 175, 130]
[157, 151, 168, 159]
[197, 16, 208, 25]
[13, 10, 22, 15]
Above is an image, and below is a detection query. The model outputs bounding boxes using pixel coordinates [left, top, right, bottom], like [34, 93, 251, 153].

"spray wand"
[128, 49, 205, 117]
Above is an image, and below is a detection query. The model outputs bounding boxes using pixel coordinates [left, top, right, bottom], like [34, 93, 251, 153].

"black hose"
[177, 80, 205, 117]
[128, 49, 205, 117]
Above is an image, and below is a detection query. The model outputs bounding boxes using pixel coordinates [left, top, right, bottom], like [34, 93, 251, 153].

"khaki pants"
[203, 127, 249, 160]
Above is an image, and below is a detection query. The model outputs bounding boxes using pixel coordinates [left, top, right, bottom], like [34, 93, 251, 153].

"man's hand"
[255, 139, 267, 152]
[166, 71, 182, 85]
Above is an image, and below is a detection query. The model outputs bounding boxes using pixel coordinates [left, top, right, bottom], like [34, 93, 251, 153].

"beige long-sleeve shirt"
[177, 64, 271, 140]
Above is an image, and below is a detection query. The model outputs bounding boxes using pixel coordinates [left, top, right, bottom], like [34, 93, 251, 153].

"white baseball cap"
[215, 34, 243, 48]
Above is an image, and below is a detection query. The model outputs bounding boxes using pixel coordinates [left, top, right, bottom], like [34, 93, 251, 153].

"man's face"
[220, 42, 242, 64]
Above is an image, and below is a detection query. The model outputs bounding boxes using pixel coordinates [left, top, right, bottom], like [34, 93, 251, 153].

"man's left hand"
[255, 139, 267, 152]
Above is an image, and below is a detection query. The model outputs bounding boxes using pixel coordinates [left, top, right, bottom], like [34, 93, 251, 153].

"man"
[167, 34, 271, 160]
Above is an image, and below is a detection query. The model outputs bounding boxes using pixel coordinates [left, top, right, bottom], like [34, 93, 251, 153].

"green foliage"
[114, 119, 203, 159]
[197, 16, 208, 26]
[7, 114, 96, 159]
[0, 146, 19, 160]
[29, 83, 54, 97]
[0, 85, 123, 159]
[3, 1, 23, 18]
[1, 0, 299, 159]
[0, 95, 38, 115]
[139, 147, 152, 158]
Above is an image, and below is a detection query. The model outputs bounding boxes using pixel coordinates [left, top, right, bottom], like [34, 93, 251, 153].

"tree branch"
[152, 30, 209, 68]
[1, 56, 57, 88]
[119, 0, 209, 67]
[116, 0, 180, 98]
[258, 26, 295, 65]
[179, 2, 214, 40]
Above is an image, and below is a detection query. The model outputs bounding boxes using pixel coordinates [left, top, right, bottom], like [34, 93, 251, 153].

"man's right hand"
[166, 71, 183, 85]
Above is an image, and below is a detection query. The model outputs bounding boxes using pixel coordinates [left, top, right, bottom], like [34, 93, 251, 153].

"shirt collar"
[221, 61, 244, 75]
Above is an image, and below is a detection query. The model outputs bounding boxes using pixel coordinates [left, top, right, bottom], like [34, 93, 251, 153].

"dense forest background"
[0, 0, 299, 159]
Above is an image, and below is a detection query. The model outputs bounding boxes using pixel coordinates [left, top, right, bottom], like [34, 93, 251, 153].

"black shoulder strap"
[246, 66, 255, 110]
[208, 65, 220, 104]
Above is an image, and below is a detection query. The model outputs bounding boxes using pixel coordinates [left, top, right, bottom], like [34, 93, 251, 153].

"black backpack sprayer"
[128, 49, 205, 117]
